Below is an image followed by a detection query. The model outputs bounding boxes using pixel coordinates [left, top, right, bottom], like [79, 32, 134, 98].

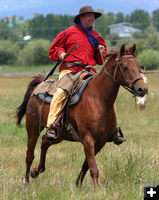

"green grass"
[0, 73, 159, 200]
[0, 65, 53, 74]
[0, 64, 101, 74]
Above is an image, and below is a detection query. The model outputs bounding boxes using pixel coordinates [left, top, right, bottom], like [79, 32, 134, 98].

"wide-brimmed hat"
[74, 5, 102, 23]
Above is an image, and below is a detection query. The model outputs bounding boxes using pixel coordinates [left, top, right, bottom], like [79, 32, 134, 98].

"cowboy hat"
[74, 5, 102, 23]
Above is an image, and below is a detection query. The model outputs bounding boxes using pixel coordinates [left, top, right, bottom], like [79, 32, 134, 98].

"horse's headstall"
[115, 55, 134, 61]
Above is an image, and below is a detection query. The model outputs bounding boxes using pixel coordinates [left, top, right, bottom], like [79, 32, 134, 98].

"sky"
[0, 0, 159, 19]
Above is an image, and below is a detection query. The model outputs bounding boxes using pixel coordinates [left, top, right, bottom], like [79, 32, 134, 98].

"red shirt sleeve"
[49, 30, 68, 61]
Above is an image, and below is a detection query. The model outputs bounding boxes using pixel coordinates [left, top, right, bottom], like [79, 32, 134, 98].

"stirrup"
[45, 123, 60, 140]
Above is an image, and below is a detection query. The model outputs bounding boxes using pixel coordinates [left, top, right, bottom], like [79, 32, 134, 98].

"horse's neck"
[92, 63, 120, 106]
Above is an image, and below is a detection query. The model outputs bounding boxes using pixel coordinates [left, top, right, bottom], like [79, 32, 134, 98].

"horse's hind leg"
[31, 133, 63, 179]
[25, 120, 40, 183]
[76, 159, 88, 187]
[31, 135, 53, 178]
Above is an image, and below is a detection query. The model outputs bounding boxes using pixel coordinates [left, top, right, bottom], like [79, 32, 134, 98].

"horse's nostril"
[137, 87, 143, 93]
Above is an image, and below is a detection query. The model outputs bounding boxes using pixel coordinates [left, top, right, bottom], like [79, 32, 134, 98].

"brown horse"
[16, 44, 148, 188]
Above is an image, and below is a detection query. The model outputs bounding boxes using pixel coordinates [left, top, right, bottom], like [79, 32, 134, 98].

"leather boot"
[45, 122, 60, 141]
[107, 127, 126, 145]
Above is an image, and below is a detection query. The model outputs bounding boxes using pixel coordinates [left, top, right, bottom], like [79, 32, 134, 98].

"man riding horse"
[45, 5, 126, 144]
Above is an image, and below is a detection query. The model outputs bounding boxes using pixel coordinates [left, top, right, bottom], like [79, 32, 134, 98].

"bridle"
[104, 54, 143, 96]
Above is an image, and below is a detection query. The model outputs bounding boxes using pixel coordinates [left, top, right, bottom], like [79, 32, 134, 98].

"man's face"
[80, 13, 95, 29]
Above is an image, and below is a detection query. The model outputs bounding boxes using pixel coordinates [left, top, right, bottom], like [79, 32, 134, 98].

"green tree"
[0, 22, 10, 40]
[134, 39, 146, 54]
[125, 14, 131, 23]
[46, 14, 73, 40]
[17, 20, 30, 38]
[59, 14, 74, 28]
[28, 13, 74, 40]
[44, 14, 60, 40]
[130, 9, 151, 30]
[0, 40, 20, 64]
[17, 39, 51, 65]
[152, 9, 159, 31]
[0, 21, 21, 41]
[95, 9, 109, 37]
[137, 49, 159, 70]
[106, 12, 116, 25]
[116, 37, 134, 50]
[109, 33, 120, 46]
[115, 12, 124, 23]
[146, 32, 159, 51]
[29, 14, 45, 39]
[132, 31, 147, 40]
[96, 11, 116, 40]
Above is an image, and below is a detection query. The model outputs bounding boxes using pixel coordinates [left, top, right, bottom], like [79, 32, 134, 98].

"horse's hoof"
[75, 179, 82, 187]
[30, 169, 38, 178]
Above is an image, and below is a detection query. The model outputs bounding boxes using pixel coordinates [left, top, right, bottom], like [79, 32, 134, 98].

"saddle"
[38, 75, 93, 106]
[32, 71, 94, 130]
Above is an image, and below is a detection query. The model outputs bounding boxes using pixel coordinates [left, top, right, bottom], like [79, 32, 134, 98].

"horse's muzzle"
[135, 86, 148, 97]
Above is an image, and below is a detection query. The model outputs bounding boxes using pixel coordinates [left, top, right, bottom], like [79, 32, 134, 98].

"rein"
[104, 55, 143, 96]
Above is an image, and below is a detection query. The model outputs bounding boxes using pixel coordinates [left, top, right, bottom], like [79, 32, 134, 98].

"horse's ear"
[128, 43, 136, 55]
[120, 44, 125, 56]
[132, 43, 136, 54]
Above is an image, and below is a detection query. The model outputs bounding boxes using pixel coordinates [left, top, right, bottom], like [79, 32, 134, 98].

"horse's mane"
[106, 45, 136, 61]
[106, 50, 119, 60]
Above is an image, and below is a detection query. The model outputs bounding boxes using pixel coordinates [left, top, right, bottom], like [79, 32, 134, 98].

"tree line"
[0, 9, 159, 69]
[1, 9, 159, 41]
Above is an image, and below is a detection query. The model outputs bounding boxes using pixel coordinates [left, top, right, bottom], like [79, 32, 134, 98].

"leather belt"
[63, 61, 87, 69]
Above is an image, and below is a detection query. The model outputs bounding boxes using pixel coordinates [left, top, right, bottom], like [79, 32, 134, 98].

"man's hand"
[59, 52, 67, 61]
[98, 45, 105, 53]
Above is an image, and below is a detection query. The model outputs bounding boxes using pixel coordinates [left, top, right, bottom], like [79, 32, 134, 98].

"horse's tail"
[16, 74, 45, 127]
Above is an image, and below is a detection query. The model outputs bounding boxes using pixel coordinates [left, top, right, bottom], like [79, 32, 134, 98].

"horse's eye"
[123, 66, 128, 70]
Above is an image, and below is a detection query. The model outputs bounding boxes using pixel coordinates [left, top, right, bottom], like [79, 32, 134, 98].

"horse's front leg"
[76, 141, 106, 187]
[82, 134, 99, 188]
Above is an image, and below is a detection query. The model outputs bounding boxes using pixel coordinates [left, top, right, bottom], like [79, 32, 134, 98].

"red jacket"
[49, 25, 107, 73]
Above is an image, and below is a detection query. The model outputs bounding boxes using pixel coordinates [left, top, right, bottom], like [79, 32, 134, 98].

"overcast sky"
[0, 0, 159, 19]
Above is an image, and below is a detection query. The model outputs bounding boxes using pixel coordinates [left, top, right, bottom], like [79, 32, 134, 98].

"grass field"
[0, 65, 52, 74]
[0, 64, 101, 74]
[0, 73, 159, 200]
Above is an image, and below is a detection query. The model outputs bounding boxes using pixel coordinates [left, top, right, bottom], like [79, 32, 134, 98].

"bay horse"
[16, 44, 148, 188]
